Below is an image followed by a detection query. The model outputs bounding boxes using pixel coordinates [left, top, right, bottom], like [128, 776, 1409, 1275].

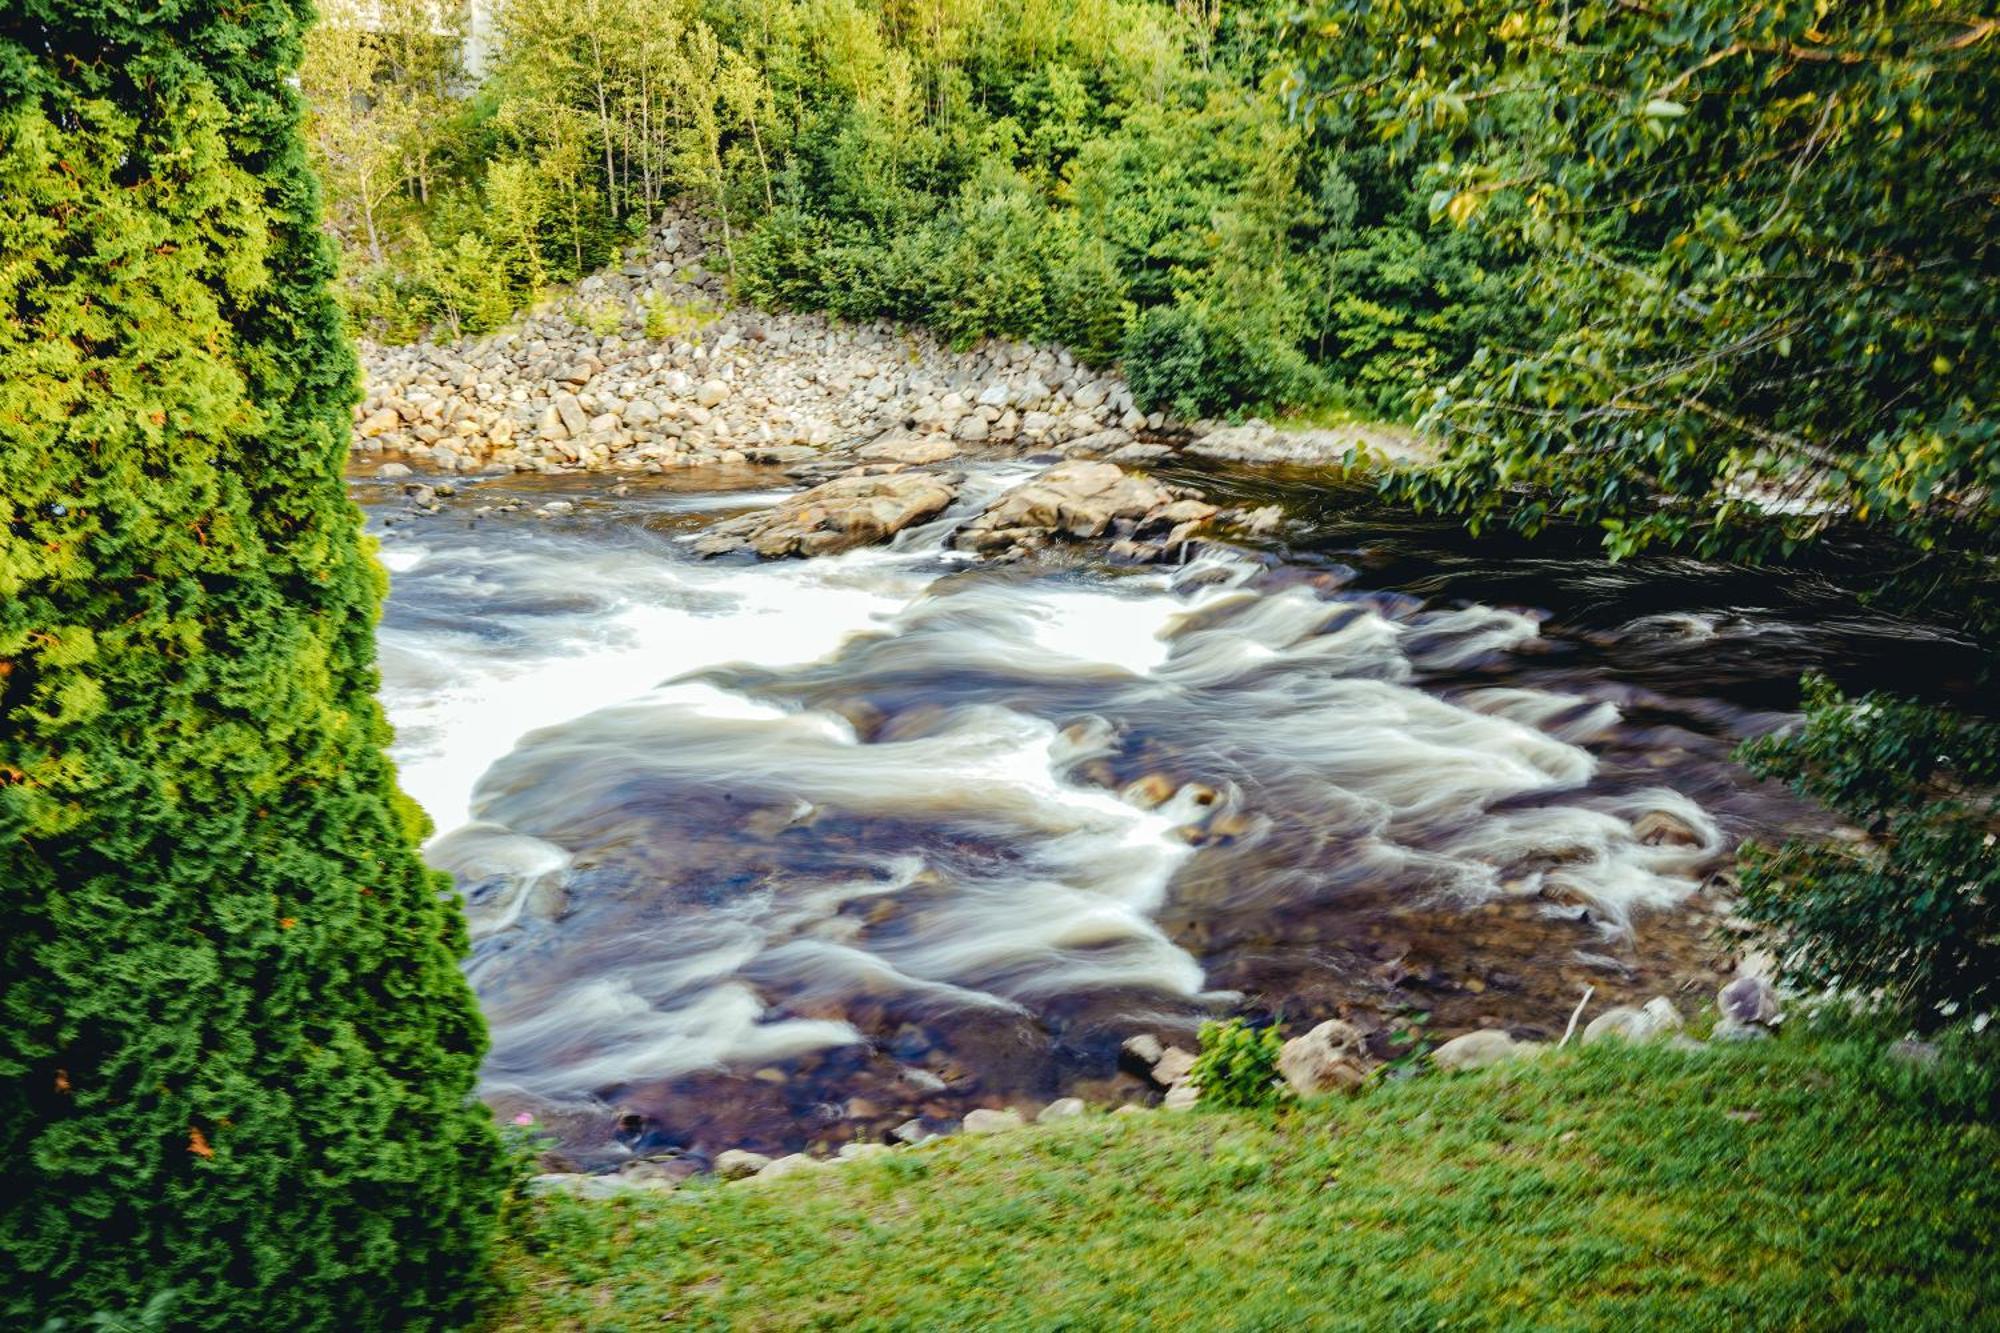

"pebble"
[962, 1108, 1025, 1135]
[1431, 1029, 1545, 1072]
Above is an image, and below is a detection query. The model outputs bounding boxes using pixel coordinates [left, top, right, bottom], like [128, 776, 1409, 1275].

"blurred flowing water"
[357, 463, 1976, 1162]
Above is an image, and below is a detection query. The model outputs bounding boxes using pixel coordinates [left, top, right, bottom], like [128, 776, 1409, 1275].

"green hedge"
[0, 4, 503, 1328]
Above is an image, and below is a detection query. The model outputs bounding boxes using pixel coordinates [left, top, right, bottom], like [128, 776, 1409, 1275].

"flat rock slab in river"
[693, 471, 959, 557]
[952, 460, 1214, 558]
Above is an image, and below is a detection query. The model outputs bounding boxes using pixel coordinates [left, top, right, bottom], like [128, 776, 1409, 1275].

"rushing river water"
[358, 461, 1974, 1164]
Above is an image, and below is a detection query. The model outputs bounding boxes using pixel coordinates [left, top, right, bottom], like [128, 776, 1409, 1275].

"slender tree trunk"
[709, 141, 733, 278]
[589, 32, 619, 220]
[359, 167, 384, 264]
[748, 115, 773, 212]
[639, 65, 655, 212]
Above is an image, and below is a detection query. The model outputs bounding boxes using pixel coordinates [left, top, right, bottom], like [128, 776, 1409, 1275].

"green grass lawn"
[487, 1031, 1996, 1331]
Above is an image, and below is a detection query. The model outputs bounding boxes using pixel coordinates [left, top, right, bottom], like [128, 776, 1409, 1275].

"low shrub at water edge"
[1733, 674, 2000, 1027]
[1188, 1017, 1286, 1109]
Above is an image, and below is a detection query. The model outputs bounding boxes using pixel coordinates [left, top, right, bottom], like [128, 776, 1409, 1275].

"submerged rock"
[1277, 1019, 1372, 1098]
[693, 471, 958, 558]
[1633, 809, 1704, 848]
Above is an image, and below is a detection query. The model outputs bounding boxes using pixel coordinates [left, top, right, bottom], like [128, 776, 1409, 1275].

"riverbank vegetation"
[491, 1023, 1998, 1329]
[306, 0, 1995, 560]
[303, 0, 1520, 420]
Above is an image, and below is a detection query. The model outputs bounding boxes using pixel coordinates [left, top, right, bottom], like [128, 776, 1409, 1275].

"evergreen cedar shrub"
[0, 3, 504, 1329]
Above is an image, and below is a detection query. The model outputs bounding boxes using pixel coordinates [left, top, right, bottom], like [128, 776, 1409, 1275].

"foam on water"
[370, 471, 1726, 1114]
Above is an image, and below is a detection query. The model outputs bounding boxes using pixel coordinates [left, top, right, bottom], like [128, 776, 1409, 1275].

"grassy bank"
[488, 1029, 1996, 1330]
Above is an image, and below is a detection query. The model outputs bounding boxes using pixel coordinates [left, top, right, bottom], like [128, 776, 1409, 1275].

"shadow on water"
[354, 461, 1977, 1165]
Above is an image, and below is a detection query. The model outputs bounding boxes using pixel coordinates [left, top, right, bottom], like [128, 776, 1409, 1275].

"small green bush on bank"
[1735, 675, 2000, 1026]
[1187, 1017, 1286, 1109]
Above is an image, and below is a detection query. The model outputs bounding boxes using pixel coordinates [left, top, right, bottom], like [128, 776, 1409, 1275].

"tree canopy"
[1287, 0, 1998, 562]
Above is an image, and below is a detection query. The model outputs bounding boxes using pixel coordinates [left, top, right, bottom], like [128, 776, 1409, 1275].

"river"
[356, 460, 1973, 1165]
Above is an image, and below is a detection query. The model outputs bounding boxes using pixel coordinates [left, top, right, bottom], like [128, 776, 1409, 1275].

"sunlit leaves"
[1288, 0, 1997, 568]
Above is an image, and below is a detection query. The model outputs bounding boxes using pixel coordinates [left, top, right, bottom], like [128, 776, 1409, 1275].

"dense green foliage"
[0, 3, 504, 1328]
[1289, 0, 1998, 563]
[1735, 676, 1999, 1025]
[305, 0, 1518, 418]
[1282, 3, 2000, 944]
[493, 1028, 1997, 1329]
[1187, 1017, 1286, 1108]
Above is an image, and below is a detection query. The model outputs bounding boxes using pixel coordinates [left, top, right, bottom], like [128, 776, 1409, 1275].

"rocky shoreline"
[351, 212, 1422, 562]
[529, 974, 1785, 1198]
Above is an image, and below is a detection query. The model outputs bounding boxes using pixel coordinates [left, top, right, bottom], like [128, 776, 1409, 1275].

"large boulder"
[836, 1142, 893, 1162]
[1150, 1046, 1198, 1088]
[1711, 976, 1782, 1042]
[951, 460, 1212, 558]
[553, 393, 590, 440]
[858, 429, 959, 465]
[748, 1153, 823, 1183]
[1718, 975, 1782, 1027]
[1121, 1033, 1166, 1066]
[1277, 1019, 1372, 1098]
[693, 471, 959, 558]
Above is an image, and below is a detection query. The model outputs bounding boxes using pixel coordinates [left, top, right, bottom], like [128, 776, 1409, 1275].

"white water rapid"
[368, 467, 1730, 1148]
